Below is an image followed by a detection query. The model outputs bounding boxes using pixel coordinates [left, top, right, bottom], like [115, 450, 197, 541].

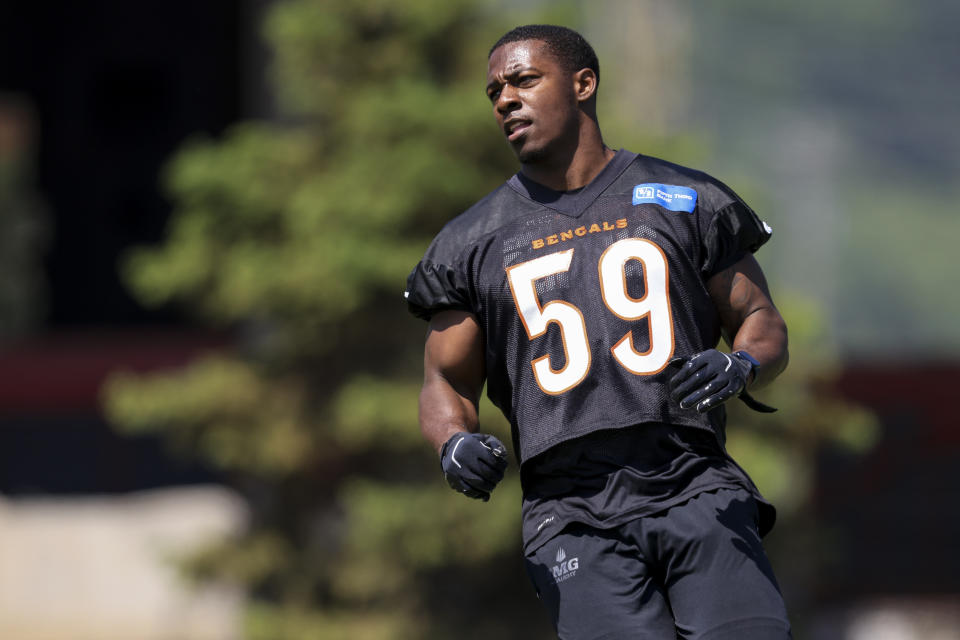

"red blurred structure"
[0, 330, 227, 495]
[0, 329, 226, 414]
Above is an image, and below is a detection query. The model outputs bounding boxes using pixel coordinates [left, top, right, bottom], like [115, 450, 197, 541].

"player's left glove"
[668, 349, 755, 413]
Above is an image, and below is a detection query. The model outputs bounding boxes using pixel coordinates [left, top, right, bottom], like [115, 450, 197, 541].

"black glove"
[668, 349, 754, 413]
[440, 432, 508, 501]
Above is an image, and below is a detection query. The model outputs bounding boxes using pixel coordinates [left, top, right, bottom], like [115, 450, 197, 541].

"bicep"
[423, 310, 485, 405]
[706, 254, 777, 343]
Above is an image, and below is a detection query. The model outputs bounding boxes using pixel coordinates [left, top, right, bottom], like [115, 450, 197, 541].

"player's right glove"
[668, 349, 777, 414]
[668, 349, 753, 413]
[439, 432, 508, 502]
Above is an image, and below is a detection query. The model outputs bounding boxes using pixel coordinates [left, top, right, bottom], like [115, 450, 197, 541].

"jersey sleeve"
[698, 181, 772, 279]
[404, 229, 472, 320]
[404, 258, 471, 320]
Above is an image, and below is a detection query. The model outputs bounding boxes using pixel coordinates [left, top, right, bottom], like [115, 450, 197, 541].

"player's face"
[486, 40, 580, 164]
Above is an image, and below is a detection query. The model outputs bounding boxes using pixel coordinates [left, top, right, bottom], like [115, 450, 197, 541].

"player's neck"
[519, 125, 615, 192]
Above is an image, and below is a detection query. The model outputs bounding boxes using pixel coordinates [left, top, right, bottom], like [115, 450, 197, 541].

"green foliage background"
[102, 1, 876, 637]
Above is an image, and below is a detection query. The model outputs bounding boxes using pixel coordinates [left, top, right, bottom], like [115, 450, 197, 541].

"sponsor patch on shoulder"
[632, 183, 698, 213]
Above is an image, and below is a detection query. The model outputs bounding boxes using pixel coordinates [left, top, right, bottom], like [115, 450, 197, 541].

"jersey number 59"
[506, 238, 674, 395]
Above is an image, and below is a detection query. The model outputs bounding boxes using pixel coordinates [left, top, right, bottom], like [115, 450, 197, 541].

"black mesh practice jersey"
[405, 150, 772, 466]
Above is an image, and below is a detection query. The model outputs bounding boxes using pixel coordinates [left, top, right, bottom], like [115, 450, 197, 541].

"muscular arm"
[707, 254, 788, 389]
[419, 310, 486, 454]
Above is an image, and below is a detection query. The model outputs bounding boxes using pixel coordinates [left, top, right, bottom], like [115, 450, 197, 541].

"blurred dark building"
[815, 362, 960, 599]
[0, 1, 260, 494]
[0, 1, 241, 327]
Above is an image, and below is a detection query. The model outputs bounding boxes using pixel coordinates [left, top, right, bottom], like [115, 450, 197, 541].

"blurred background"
[0, 0, 957, 638]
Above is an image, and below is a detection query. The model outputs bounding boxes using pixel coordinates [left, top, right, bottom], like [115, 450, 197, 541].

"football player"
[405, 24, 791, 639]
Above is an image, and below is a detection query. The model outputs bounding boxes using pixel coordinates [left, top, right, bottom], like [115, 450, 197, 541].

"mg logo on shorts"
[551, 546, 580, 583]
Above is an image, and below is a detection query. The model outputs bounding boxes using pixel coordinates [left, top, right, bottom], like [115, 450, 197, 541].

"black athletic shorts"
[524, 487, 792, 640]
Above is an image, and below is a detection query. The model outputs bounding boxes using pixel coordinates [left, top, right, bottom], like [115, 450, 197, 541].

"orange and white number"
[599, 238, 674, 375]
[506, 249, 590, 394]
[506, 238, 674, 394]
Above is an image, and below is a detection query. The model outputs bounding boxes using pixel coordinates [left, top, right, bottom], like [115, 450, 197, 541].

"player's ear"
[573, 68, 598, 103]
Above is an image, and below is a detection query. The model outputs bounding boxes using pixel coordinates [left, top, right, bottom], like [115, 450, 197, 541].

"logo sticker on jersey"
[551, 546, 580, 583]
[632, 183, 698, 213]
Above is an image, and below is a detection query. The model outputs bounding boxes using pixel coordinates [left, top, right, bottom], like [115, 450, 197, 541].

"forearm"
[418, 310, 486, 454]
[707, 255, 788, 391]
[419, 375, 480, 454]
[730, 306, 788, 390]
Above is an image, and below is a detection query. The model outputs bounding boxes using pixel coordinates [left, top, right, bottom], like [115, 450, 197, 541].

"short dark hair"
[489, 24, 599, 82]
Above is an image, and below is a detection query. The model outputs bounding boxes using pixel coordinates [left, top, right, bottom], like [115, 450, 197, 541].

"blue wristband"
[732, 350, 760, 382]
